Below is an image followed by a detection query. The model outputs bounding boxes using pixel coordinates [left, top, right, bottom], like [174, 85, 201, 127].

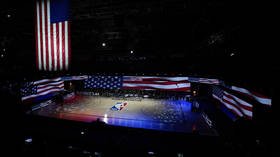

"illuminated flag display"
[61, 75, 88, 81]
[21, 78, 64, 102]
[189, 77, 220, 85]
[212, 86, 253, 120]
[36, 0, 71, 71]
[230, 86, 272, 106]
[84, 76, 190, 92]
[123, 76, 190, 91]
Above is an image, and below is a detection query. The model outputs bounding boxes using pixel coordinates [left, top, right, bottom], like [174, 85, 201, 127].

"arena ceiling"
[0, 0, 277, 89]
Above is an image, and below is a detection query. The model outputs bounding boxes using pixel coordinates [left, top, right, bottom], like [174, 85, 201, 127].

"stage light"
[230, 53, 235, 57]
[148, 151, 155, 155]
[7, 14, 11, 18]
[193, 90, 197, 95]
[1, 54, 4, 58]
[130, 50, 134, 54]
[25, 138, 32, 143]
[81, 131, 85, 135]
[103, 117, 108, 124]
[102, 42, 106, 47]
[104, 114, 107, 118]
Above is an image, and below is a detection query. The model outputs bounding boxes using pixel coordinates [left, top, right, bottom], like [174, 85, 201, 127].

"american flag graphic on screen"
[122, 76, 190, 91]
[36, 0, 71, 71]
[189, 77, 220, 85]
[230, 86, 272, 106]
[21, 77, 64, 102]
[84, 76, 190, 92]
[212, 86, 253, 119]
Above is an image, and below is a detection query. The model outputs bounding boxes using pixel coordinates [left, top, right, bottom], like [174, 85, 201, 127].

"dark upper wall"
[0, 0, 278, 93]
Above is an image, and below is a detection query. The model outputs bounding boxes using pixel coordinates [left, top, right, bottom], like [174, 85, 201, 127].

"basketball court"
[30, 93, 218, 136]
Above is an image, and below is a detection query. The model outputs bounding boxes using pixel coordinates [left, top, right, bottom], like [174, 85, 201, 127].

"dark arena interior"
[0, 0, 278, 157]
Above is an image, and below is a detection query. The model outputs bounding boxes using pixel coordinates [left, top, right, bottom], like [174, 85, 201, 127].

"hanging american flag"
[21, 77, 64, 102]
[212, 86, 253, 119]
[84, 76, 191, 92]
[36, 0, 71, 71]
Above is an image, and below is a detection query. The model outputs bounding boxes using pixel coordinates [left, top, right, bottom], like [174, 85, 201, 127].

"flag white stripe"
[65, 21, 68, 70]
[47, 0, 52, 71]
[123, 83, 190, 89]
[41, 0, 46, 70]
[59, 22, 63, 70]
[36, 1, 42, 70]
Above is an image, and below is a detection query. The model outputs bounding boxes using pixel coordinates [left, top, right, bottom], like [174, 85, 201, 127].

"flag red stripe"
[142, 78, 187, 82]
[123, 80, 189, 85]
[57, 23, 62, 69]
[231, 86, 271, 106]
[38, 81, 64, 89]
[56, 23, 60, 70]
[51, 24, 54, 71]
[122, 86, 190, 91]
[44, 0, 49, 71]
[223, 93, 253, 111]
[224, 100, 252, 119]
[223, 98, 249, 116]
[212, 94, 244, 117]
[251, 91, 268, 98]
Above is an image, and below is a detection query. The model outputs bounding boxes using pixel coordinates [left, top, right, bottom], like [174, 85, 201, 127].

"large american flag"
[84, 76, 122, 89]
[21, 77, 64, 102]
[212, 86, 253, 119]
[230, 86, 272, 106]
[84, 76, 190, 92]
[189, 77, 220, 85]
[36, 0, 71, 71]
[123, 76, 190, 91]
